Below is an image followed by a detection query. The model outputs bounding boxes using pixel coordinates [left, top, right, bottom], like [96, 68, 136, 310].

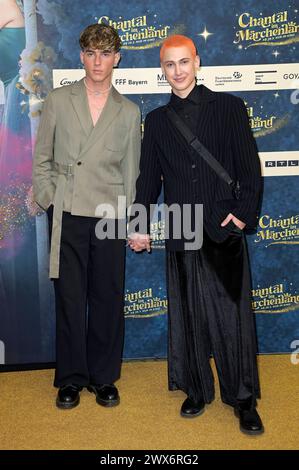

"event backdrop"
[0, 0, 298, 366]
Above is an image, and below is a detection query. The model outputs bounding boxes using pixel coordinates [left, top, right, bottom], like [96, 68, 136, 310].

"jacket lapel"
[70, 78, 93, 137]
[195, 85, 216, 141]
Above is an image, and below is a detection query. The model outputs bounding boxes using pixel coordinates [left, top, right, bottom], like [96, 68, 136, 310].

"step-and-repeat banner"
[0, 0, 298, 366]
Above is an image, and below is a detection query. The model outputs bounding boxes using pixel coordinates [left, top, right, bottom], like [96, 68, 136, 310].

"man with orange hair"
[129, 35, 264, 435]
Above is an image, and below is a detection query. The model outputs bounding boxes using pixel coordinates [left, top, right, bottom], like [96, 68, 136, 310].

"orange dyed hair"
[160, 35, 197, 61]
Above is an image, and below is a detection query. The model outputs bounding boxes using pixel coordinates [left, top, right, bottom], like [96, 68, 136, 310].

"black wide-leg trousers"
[166, 230, 260, 408]
[49, 211, 126, 388]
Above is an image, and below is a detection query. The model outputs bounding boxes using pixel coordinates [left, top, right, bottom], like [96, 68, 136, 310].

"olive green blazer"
[33, 78, 141, 278]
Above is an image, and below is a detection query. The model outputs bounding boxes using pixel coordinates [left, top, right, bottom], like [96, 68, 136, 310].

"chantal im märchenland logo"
[124, 288, 167, 318]
[255, 214, 299, 246]
[98, 14, 182, 49]
[233, 9, 299, 49]
[252, 283, 299, 314]
[245, 102, 278, 137]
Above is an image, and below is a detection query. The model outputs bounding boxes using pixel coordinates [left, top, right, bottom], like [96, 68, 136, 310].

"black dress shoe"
[87, 384, 120, 407]
[234, 407, 264, 435]
[56, 384, 81, 409]
[180, 397, 205, 418]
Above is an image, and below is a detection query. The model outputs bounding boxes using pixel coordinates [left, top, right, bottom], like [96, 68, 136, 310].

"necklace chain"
[84, 78, 112, 96]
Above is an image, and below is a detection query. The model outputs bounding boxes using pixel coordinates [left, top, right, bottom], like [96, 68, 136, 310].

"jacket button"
[192, 178, 198, 183]
[77, 161, 82, 166]
[192, 163, 196, 169]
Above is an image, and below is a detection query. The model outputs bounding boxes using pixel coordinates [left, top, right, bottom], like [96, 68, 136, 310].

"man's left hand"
[221, 213, 246, 230]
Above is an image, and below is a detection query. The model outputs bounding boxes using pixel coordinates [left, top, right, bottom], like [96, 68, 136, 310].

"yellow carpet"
[0, 355, 298, 450]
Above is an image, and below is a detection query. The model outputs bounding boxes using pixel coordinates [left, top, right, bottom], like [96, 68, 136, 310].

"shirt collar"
[170, 84, 215, 108]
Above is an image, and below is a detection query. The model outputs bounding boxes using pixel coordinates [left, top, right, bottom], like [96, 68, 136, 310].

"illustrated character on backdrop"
[129, 35, 264, 435]
[0, 0, 40, 364]
[0, 0, 28, 241]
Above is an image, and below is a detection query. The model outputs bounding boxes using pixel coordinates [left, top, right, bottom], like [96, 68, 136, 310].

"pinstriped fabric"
[134, 85, 262, 250]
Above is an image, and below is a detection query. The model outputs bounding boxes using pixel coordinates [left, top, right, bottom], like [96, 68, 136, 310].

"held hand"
[128, 233, 151, 253]
[221, 213, 246, 230]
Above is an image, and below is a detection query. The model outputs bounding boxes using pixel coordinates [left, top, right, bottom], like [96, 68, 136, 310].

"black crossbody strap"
[165, 105, 235, 188]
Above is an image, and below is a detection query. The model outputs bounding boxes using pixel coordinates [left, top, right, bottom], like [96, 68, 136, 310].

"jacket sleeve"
[128, 112, 163, 234]
[121, 107, 141, 208]
[32, 92, 57, 210]
[230, 97, 262, 229]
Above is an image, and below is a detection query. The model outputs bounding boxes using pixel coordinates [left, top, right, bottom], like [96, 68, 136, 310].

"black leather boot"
[56, 384, 82, 409]
[87, 384, 120, 407]
[180, 397, 205, 418]
[234, 402, 264, 435]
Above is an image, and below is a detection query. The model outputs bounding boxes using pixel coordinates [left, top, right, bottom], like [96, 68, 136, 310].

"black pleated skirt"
[166, 230, 261, 407]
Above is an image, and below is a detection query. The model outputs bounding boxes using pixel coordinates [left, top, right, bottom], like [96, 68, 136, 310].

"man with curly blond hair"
[33, 23, 141, 409]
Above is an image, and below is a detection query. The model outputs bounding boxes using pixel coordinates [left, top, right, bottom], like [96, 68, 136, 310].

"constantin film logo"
[252, 283, 299, 314]
[234, 9, 299, 49]
[98, 14, 181, 49]
[124, 288, 167, 318]
[255, 214, 299, 246]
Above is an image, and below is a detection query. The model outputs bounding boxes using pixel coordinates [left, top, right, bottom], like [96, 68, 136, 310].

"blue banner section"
[247, 175, 299, 353]
[0, 0, 298, 365]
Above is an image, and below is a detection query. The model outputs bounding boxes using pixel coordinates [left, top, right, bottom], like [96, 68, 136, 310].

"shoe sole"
[56, 396, 80, 410]
[239, 426, 265, 436]
[180, 407, 205, 418]
[234, 408, 264, 435]
[87, 386, 120, 407]
[96, 397, 120, 407]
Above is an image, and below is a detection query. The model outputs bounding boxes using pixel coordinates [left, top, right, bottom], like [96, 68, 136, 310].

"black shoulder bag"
[165, 105, 241, 200]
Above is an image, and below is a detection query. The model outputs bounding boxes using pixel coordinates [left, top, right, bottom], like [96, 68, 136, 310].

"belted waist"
[49, 162, 75, 278]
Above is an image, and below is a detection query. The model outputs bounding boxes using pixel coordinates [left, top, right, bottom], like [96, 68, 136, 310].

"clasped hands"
[128, 233, 151, 252]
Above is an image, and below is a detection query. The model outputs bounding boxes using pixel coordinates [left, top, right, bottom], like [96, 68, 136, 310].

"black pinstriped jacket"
[133, 85, 262, 250]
